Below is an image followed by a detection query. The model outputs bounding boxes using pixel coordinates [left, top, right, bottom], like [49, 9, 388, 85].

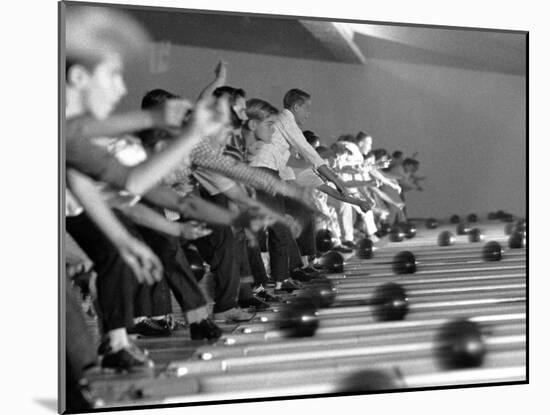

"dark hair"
[337, 134, 356, 143]
[303, 130, 320, 146]
[213, 86, 246, 129]
[283, 88, 311, 110]
[137, 88, 180, 149]
[392, 150, 404, 159]
[366, 148, 389, 161]
[213, 86, 246, 105]
[356, 131, 371, 141]
[330, 142, 352, 157]
[403, 158, 419, 167]
[141, 88, 180, 110]
[316, 146, 334, 160]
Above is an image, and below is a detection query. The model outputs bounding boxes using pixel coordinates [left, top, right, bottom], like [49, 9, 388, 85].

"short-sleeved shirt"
[248, 109, 327, 180]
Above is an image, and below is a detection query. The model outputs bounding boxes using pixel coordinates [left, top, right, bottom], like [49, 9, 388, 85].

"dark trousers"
[66, 213, 142, 332]
[193, 223, 239, 313]
[286, 196, 316, 257]
[247, 243, 269, 287]
[136, 225, 207, 314]
[255, 179, 301, 281]
[65, 282, 97, 378]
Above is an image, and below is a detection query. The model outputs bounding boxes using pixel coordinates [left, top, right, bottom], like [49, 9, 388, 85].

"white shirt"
[65, 136, 145, 217]
[249, 109, 327, 180]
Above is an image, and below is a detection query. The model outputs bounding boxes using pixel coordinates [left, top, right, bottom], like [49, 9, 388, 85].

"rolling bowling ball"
[495, 210, 505, 219]
[450, 214, 461, 224]
[504, 222, 515, 235]
[184, 248, 206, 282]
[392, 251, 417, 274]
[304, 278, 337, 308]
[482, 241, 503, 261]
[468, 228, 484, 243]
[372, 282, 409, 321]
[456, 222, 470, 235]
[425, 218, 439, 229]
[435, 319, 486, 369]
[316, 250, 344, 273]
[401, 222, 417, 239]
[376, 223, 391, 238]
[437, 231, 455, 246]
[279, 296, 319, 337]
[515, 219, 526, 233]
[356, 238, 374, 259]
[315, 228, 336, 253]
[487, 212, 497, 220]
[467, 213, 478, 223]
[338, 370, 402, 392]
[502, 214, 515, 223]
[508, 231, 526, 249]
[389, 226, 405, 242]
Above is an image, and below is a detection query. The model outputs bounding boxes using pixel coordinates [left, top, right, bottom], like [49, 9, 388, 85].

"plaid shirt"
[164, 138, 297, 198]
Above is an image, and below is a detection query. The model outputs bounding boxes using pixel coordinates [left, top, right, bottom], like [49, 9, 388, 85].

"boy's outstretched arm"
[66, 168, 163, 285]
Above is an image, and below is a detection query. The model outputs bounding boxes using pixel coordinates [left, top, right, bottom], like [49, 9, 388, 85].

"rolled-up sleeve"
[276, 109, 327, 170]
[192, 140, 297, 197]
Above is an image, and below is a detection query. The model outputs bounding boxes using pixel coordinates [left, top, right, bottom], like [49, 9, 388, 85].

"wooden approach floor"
[82, 219, 527, 409]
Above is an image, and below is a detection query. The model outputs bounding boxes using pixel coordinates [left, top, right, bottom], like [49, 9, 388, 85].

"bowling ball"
[401, 222, 417, 239]
[304, 278, 337, 308]
[495, 210, 505, 219]
[392, 251, 417, 275]
[456, 222, 470, 235]
[315, 228, 336, 253]
[376, 223, 391, 238]
[450, 214, 461, 224]
[482, 241, 503, 261]
[435, 319, 487, 369]
[501, 213, 515, 223]
[389, 227, 405, 242]
[467, 213, 478, 223]
[316, 250, 344, 274]
[468, 228, 484, 243]
[487, 212, 497, 220]
[372, 282, 409, 321]
[508, 231, 526, 249]
[279, 296, 319, 338]
[515, 219, 526, 233]
[339, 370, 402, 392]
[425, 218, 439, 229]
[504, 222, 515, 235]
[356, 238, 374, 259]
[438, 231, 455, 247]
[184, 248, 206, 282]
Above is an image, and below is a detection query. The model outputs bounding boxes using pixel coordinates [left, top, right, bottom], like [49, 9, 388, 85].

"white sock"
[275, 281, 282, 290]
[108, 328, 130, 352]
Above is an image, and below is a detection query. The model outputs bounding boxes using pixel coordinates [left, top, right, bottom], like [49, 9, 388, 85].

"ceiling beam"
[300, 20, 366, 64]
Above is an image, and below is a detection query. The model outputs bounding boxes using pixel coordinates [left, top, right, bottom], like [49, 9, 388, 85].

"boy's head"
[316, 146, 336, 166]
[337, 134, 356, 143]
[65, 4, 150, 119]
[303, 130, 320, 149]
[213, 86, 247, 129]
[330, 142, 352, 168]
[392, 150, 404, 165]
[283, 88, 311, 128]
[403, 158, 420, 174]
[245, 98, 279, 144]
[370, 148, 391, 168]
[138, 88, 179, 151]
[356, 131, 373, 155]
